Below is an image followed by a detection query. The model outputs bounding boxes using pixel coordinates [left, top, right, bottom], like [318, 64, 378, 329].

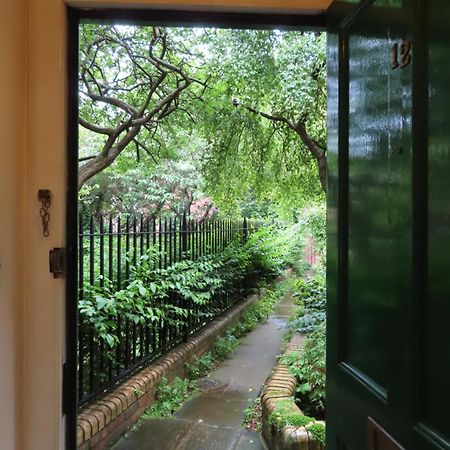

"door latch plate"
[49, 248, 66, 278]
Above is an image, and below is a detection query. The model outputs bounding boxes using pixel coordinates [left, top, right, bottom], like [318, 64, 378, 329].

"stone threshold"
[77, 290, 264, 450]
[261, 333, 325, 450]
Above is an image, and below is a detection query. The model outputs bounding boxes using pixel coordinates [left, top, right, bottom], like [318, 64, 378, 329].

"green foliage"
[242, 226, 286, 284]
[143, 377, 196, 418]
[307, 422, 326, 445]
[300, 203, 326, 260]
[79, 140, 214, 220]
[79, 26, 327, 218]
[267, 397, 325, 445]
[78, 25, 210, 188]
[243, 397, 262, 432]
[287, 275, 326, 335]
[271, 221, 309, 274]
[198, 30, 327, 215]
[79, 226, 295, 357]
[211, 332, 239, 361]
[185, 353, 215, 379]
[282, 323, 326, 417]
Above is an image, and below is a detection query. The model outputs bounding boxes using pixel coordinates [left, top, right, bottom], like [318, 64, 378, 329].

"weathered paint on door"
[327, 0, 450, 449]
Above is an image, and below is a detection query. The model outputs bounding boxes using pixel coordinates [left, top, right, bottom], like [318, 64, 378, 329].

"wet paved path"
[112, 287, 296, 450]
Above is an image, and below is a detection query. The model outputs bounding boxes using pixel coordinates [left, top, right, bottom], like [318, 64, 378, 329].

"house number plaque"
[391, 39, 412, 69]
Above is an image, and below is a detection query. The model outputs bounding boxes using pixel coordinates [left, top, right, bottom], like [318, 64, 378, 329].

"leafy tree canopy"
[79, 25, 326, 219]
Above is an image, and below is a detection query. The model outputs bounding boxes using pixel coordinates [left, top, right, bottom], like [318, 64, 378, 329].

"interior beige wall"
[0, 1, 330, 449]
[0, 1, 27, 449]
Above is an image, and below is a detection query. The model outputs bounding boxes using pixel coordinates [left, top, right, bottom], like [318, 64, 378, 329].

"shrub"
[282, 323, 326, 418]
[287, 275, 326, 336]
[144, 377, 196, 418]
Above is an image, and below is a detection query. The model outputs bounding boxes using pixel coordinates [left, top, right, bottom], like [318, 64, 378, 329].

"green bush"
[287, 275, 326, 336]
[79, 225, 294, 352]
[272, 221, 308, 274]
[212, 332, 239, 360]
[282, 323, 326, 418]
[185, 353, 215, 379]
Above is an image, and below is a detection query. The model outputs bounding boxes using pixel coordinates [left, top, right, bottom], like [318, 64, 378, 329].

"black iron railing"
[78, 214, 252, 405]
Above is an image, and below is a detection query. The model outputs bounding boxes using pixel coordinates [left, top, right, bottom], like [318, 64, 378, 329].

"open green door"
[327, 0, 450, 449]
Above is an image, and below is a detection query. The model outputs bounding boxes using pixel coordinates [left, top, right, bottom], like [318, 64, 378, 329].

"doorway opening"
[66, 8, 327, 450]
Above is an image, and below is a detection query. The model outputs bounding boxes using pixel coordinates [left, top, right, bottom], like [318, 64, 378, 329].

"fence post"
[181, 213, 189, 342]
[242, 218, 249, 295]
[181, 213, 188, 258]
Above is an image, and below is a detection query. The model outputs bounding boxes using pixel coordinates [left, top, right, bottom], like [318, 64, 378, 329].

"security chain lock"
[38, 189, 52, 237]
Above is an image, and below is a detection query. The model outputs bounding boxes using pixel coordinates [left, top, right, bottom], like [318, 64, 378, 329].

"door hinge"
[49, 247, 66, 278]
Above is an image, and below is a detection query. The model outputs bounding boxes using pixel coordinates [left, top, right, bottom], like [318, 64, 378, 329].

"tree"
[78, 26, 326, 218]
[196, 30, 327, 214]
[79, 132, 216, 221]
[78, 25, 207, 189]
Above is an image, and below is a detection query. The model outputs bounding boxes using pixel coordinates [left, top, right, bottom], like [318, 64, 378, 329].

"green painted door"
[327, 1, 450, 449]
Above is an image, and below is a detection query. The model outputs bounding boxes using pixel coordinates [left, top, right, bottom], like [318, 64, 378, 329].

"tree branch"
[235, 100, 327, 192]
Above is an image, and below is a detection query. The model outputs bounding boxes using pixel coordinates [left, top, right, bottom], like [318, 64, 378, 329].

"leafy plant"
[243, 397, 262, 432]
[79, 225, 292, 353]
[144, 377, 197, 418]
[286, 275, 326, 336]
[307, 422, 326, 445]
[268, 397, 325, 445]
[185, 353, 215, 379]
[282, 323, 326, 418]
[211, 332, 239, 361]
[299, 203, 326, 265]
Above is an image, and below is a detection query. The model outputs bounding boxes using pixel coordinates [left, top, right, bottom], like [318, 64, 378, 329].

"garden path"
[112, 289, 296, 450]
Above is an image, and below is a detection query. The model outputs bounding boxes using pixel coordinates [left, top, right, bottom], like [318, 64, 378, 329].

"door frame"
[65, 7, 326, 449]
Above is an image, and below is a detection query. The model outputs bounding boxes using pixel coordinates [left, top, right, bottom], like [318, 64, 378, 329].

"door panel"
[327, 0, 450, 449]
[415, 1, 450, 448]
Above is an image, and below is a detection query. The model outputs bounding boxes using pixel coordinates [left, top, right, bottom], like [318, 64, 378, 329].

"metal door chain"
[38, 190, 52, 237]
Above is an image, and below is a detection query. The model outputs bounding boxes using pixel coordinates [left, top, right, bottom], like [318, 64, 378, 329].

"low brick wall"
[77, 290, 264, 450]
[261, 333, 325, 450]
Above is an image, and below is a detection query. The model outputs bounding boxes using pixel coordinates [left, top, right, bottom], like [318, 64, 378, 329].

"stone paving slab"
[234, 430, 268, 450]
[175, 390, 250, 427]
[178, 423, 240, 450]
[112, 418, 194, 450]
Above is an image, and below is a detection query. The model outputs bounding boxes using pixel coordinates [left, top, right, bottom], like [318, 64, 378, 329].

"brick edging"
[261, 333, 325, 450]
[77, 290, 264, 450]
